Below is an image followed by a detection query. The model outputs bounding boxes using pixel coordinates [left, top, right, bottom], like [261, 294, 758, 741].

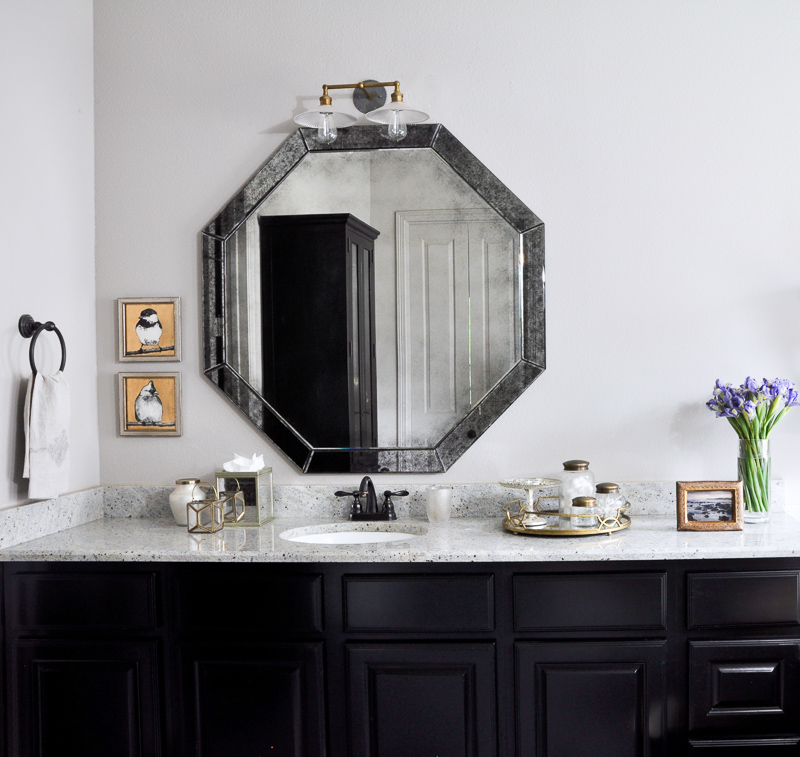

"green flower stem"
[738, 440, 770, 514]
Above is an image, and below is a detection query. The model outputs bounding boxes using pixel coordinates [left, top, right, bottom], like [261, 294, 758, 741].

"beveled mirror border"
[202, 124, 545, 473]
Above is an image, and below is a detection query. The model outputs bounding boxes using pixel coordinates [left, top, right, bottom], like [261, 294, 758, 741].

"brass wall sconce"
[294, 79, 428, 144]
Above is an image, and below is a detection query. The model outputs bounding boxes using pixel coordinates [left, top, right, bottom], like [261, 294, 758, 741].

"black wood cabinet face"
[688, 639, 800, 736]
[10, 639, 161, 757]
[515, 641, 667, 757]
[8, 559, 800, 757]
[177, 642, 326, 757]
[687, 739, 800, 755]
[346, 643, 497, 757]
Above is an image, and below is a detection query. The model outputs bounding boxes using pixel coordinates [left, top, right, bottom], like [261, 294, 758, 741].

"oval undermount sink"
[279, 523, 426, 546]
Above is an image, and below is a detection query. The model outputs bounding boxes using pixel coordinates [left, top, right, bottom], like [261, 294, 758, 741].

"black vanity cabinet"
[3, 559, 800, 756]
[3, 565, 164, 757]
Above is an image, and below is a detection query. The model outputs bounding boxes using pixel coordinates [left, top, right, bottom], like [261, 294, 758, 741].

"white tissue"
[222, 453, 265, 472]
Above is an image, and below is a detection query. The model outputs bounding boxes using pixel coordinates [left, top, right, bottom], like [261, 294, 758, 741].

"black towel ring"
[18, 314, 67, 376]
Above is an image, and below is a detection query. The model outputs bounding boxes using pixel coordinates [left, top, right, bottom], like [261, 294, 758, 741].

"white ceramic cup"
[426, 485, 452, 523]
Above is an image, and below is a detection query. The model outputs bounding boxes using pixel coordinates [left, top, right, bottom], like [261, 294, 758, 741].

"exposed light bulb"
[386, 110, 408, 141]
[317, 112, 338, 144]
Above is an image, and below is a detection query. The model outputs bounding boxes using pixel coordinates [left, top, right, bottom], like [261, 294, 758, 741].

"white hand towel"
[23, 371, 70, 499]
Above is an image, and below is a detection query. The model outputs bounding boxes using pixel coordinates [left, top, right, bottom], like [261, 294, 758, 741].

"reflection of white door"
[396, 210, 519, 447]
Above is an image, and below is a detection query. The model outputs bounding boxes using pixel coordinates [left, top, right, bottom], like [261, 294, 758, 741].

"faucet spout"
[359, 476, 378, 514]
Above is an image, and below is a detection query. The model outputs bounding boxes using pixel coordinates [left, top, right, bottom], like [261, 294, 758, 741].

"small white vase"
[169, 478, 201, 526]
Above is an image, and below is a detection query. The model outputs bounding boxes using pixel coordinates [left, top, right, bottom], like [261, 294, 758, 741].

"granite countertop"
[1, 514, 799, 563]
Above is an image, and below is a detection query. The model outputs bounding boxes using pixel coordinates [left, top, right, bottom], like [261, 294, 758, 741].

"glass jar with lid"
[595, 482, 625, 524]
[571, 496, 599, 529]
[558, 460, 595, 525]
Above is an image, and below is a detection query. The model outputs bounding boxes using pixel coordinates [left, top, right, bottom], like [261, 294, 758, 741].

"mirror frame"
[202, 124, 545, 473]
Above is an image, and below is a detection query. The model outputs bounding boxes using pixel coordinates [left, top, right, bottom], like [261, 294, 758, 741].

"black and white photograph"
[686, 490, 735, 522]
[676, 481, 743, 531]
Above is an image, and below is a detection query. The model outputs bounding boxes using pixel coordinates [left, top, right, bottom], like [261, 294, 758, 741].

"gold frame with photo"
[676, 481, 744, 531]
[118, 297, 181, 361]
[118, 373, 182, 436]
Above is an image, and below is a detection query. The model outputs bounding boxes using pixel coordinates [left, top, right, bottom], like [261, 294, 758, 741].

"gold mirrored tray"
[501, 487, 632, 537]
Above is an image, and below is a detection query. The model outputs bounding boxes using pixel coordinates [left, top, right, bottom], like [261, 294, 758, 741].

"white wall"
[94, 0, 800, 500]
[0, 0, 98, 507]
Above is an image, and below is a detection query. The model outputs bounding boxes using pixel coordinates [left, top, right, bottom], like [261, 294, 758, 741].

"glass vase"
[738, 439, 770, 524]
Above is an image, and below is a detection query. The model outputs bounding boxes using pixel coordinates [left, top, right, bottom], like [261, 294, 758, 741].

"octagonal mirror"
[202, 125, 544, 473]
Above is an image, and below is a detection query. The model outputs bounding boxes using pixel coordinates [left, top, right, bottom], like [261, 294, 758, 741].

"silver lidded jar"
[571, 496, 599, 529]
[595, 482, 625, 524]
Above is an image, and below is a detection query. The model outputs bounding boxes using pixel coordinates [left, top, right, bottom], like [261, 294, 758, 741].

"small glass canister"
[595, 482, 625, 524]
[559, 460, 595, 526]
[215, 467, 274, 527]
[571, 496, 599, 529]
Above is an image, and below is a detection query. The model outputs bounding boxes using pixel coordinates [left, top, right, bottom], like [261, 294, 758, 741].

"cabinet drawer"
[7, 570, 159, 632]
[176, 572, 323, 632]
[343, 574, 494, 632]
[689, 639, 800, 735]
[688, 571, 800, 629]
[513, 572, 667, 632]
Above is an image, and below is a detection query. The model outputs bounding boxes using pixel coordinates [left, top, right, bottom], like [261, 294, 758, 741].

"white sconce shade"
[366, 101, 429, 141]
[294, 105, 357, 144]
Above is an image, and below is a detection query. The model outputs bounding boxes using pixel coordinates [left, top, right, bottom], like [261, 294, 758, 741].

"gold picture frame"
[676, 481, 744, 531]
[118, 297, 181, 361]
[118, 373, 182, 436]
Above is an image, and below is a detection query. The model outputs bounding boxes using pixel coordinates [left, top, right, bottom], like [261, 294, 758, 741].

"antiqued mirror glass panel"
[203, 126, 544, 473]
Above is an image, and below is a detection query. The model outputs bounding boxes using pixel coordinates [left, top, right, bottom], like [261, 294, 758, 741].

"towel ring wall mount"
[18, 314, 67, 375]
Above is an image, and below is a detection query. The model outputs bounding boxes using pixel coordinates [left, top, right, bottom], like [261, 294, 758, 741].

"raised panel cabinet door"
[177, 642, 325, 757]
[10, 639, 161, 757]
[346, 642, 497, 757]
[688, 639, 800, 736]
[516, 641, 667, 757]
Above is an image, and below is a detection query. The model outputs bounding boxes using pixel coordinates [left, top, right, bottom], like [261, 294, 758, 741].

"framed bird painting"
[118, 297, 181, 361]
[119, 373, 182, 436]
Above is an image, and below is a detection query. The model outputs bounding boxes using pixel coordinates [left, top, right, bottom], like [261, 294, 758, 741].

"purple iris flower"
[743, 376, 762, 394]
[743, 400, 757, 418]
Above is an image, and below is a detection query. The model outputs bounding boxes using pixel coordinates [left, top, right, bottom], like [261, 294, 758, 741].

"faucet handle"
[335, 489, 363, 516]
[381, 490, 407, 520]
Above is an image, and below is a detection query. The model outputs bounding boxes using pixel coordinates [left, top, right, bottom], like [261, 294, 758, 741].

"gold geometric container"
[215, 467, 274, 527]
[187, 498, 225, 533]
[220, 488, 246, 524]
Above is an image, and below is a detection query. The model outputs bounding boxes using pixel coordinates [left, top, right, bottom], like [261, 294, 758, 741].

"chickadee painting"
[134, 380, 163, 425]
[135, 308, 163, 347]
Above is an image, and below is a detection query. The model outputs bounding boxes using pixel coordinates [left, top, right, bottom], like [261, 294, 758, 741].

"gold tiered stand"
[500, 478, 631, 537]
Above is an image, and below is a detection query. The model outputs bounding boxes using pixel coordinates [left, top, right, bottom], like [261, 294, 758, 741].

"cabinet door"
[516, 641, 666, 757]
[177, 642, 325, 757]
[10, 639, 161, 757]
[346, 642, 497, 757]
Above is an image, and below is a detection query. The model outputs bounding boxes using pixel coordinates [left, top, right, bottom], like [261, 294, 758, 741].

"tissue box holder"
[214, 467, 274, 527]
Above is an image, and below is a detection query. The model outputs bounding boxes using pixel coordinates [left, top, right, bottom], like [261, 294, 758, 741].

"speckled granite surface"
[0, 488, 103, 549]
[0, 480, 786, 557]
[101, 480, 785, 519]
[1, 513, 798, 563]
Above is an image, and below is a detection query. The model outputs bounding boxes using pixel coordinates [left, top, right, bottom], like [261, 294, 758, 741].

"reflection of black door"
[259, 214, 379, 449]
